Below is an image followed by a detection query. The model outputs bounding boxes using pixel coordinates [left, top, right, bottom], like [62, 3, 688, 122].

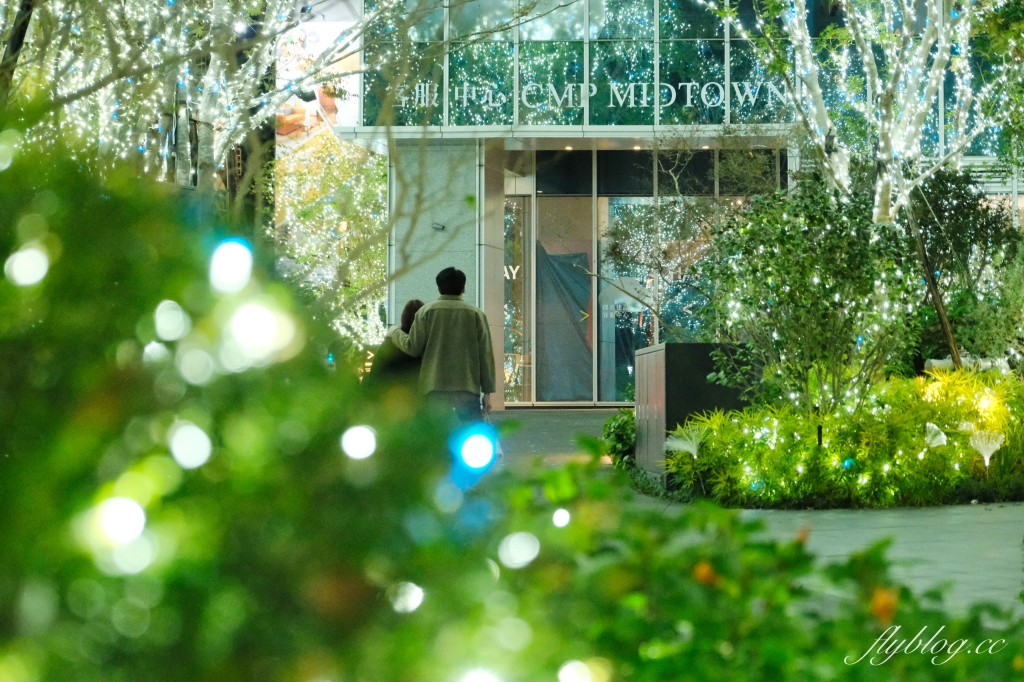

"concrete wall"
[390, 141, 479, 307]
[389, 139, 506, 405]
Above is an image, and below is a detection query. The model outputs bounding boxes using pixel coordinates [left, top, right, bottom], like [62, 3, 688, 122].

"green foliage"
[273, 133, 389, 353]
[704, 177, 923, 414]
[913, 169, 1024, 361]
[601, 408, 636, 469]
[667, 371, 1024, 509]
[6, 141, 1024, 682]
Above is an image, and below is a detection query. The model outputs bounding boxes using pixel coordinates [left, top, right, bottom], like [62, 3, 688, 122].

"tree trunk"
[0, 0, 36, 111]
[904, 203, 962, 369]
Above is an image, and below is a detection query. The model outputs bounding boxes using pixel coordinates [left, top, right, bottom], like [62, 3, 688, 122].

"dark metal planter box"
[634, 343, 748, 474]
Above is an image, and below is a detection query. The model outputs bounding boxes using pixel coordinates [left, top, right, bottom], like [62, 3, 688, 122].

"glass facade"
[362, 0, 797, 127]
[359, 2, 1001, 162]
[501, 147, 785, 404]
[504, 196, 531, 403]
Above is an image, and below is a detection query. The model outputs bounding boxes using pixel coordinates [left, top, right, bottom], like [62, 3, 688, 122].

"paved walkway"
[493, 408, 1024, 615]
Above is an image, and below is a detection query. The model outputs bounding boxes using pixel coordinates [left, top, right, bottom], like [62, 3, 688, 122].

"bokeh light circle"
[460, 433, 496, 469]
[460, 671, 500, 682]
[497, 532, 540, 569]
[552, 508, 571, 527]
[558, 660, 593, 682]
[390, 582, 424, 613]
[154, 300, 191, 341]
[209, 239, 253, 293]
[4, 246, 48, 286]
[341, 425, 376, 459]
[168, 421, 212, 469]
[230, 304, 279, 358]
[97, 497, 146, 545]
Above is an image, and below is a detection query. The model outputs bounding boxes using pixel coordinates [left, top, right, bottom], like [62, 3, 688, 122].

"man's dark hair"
[436, 267, 467, 295]
[400, 299, 425, 333]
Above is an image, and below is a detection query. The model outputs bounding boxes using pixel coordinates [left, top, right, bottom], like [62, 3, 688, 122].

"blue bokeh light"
[448, 422, 499, 490]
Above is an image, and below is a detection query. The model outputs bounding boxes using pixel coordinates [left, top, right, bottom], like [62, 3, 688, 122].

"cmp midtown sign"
[391, 79, 789, 116]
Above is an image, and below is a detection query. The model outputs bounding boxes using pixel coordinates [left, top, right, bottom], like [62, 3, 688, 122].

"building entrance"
[501, 148, 654, 404]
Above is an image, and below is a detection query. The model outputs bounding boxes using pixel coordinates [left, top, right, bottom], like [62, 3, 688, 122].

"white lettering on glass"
[521, 83, 544, 109]
[609, 83, 637, 108]
[548, 83, 576, 108]
[660, 83, 677, 107]
[700, 82, 724, 107]
[731, 81, 760, 107]
[678, 82, 698, 107]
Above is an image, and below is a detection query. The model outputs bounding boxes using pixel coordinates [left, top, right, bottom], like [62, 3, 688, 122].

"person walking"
[363, 299, 424, 389]
[390, 267, 496, 422]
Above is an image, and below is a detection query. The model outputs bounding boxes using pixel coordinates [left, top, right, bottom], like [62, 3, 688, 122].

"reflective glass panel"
[598, 150, 653, 195]
[653, 196, 711, 340]
[718, 149, 776, 196]
[366, 0, 445, 41]
[504, 197, 532, 402]
[658, 40, 725, 125]
[537, 150, 593, 194]
[450, 0, 514, 39]
[660, 0, 721, 38]
[657, 149, 714, 195]
[520, 0, 585, 40]
[536, 196, 594, 401]
[519, 42, 586, 125]
[362, 43, 444, 126]
[589, 0, 654, 40]
[728, 41, 792, 123]
[598, 197, 655, 401]
[944, 54, 1001, 157]
[815, 40, 868, 149]
[589, 41, 655, 125]
[449, 42, 515, 125]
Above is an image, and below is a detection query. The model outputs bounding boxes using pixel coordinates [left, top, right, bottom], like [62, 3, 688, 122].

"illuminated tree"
[712, 0, 1024, 367]
[273, 133, 389, 352]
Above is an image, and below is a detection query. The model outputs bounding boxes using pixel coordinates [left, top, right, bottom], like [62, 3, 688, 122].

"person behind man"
[363, 299, 424, 389]
[391, 267, 496, 422]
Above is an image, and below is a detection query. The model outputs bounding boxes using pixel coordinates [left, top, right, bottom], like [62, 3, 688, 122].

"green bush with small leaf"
[4, 138, 1024, 681]
[602, 408, 636, 469]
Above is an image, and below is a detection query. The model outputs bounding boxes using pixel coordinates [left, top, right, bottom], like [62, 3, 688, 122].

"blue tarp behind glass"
[536, 246, 593, 401]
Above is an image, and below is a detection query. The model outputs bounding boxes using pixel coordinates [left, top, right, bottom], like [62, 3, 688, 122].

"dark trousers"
[428, 391, 482, 423]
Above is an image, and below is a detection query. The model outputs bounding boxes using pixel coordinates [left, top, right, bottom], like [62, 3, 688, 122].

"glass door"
[504, 196, 532, 403]
[535, 195, 595, 401]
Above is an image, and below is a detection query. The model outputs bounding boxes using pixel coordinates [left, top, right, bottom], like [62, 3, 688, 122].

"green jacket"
[391, 295, 496, 395]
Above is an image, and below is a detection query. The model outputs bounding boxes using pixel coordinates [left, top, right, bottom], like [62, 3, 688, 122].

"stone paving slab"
[744, 504, 1024, 615]
[493, 408, 1024, 615]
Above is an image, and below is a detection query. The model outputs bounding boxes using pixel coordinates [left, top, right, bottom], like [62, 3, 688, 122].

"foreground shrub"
[666, 371, 1024, 508]
[4, 140, 1024, 681]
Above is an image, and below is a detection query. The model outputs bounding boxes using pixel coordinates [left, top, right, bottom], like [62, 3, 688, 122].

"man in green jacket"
[391, 267, 496, 422]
